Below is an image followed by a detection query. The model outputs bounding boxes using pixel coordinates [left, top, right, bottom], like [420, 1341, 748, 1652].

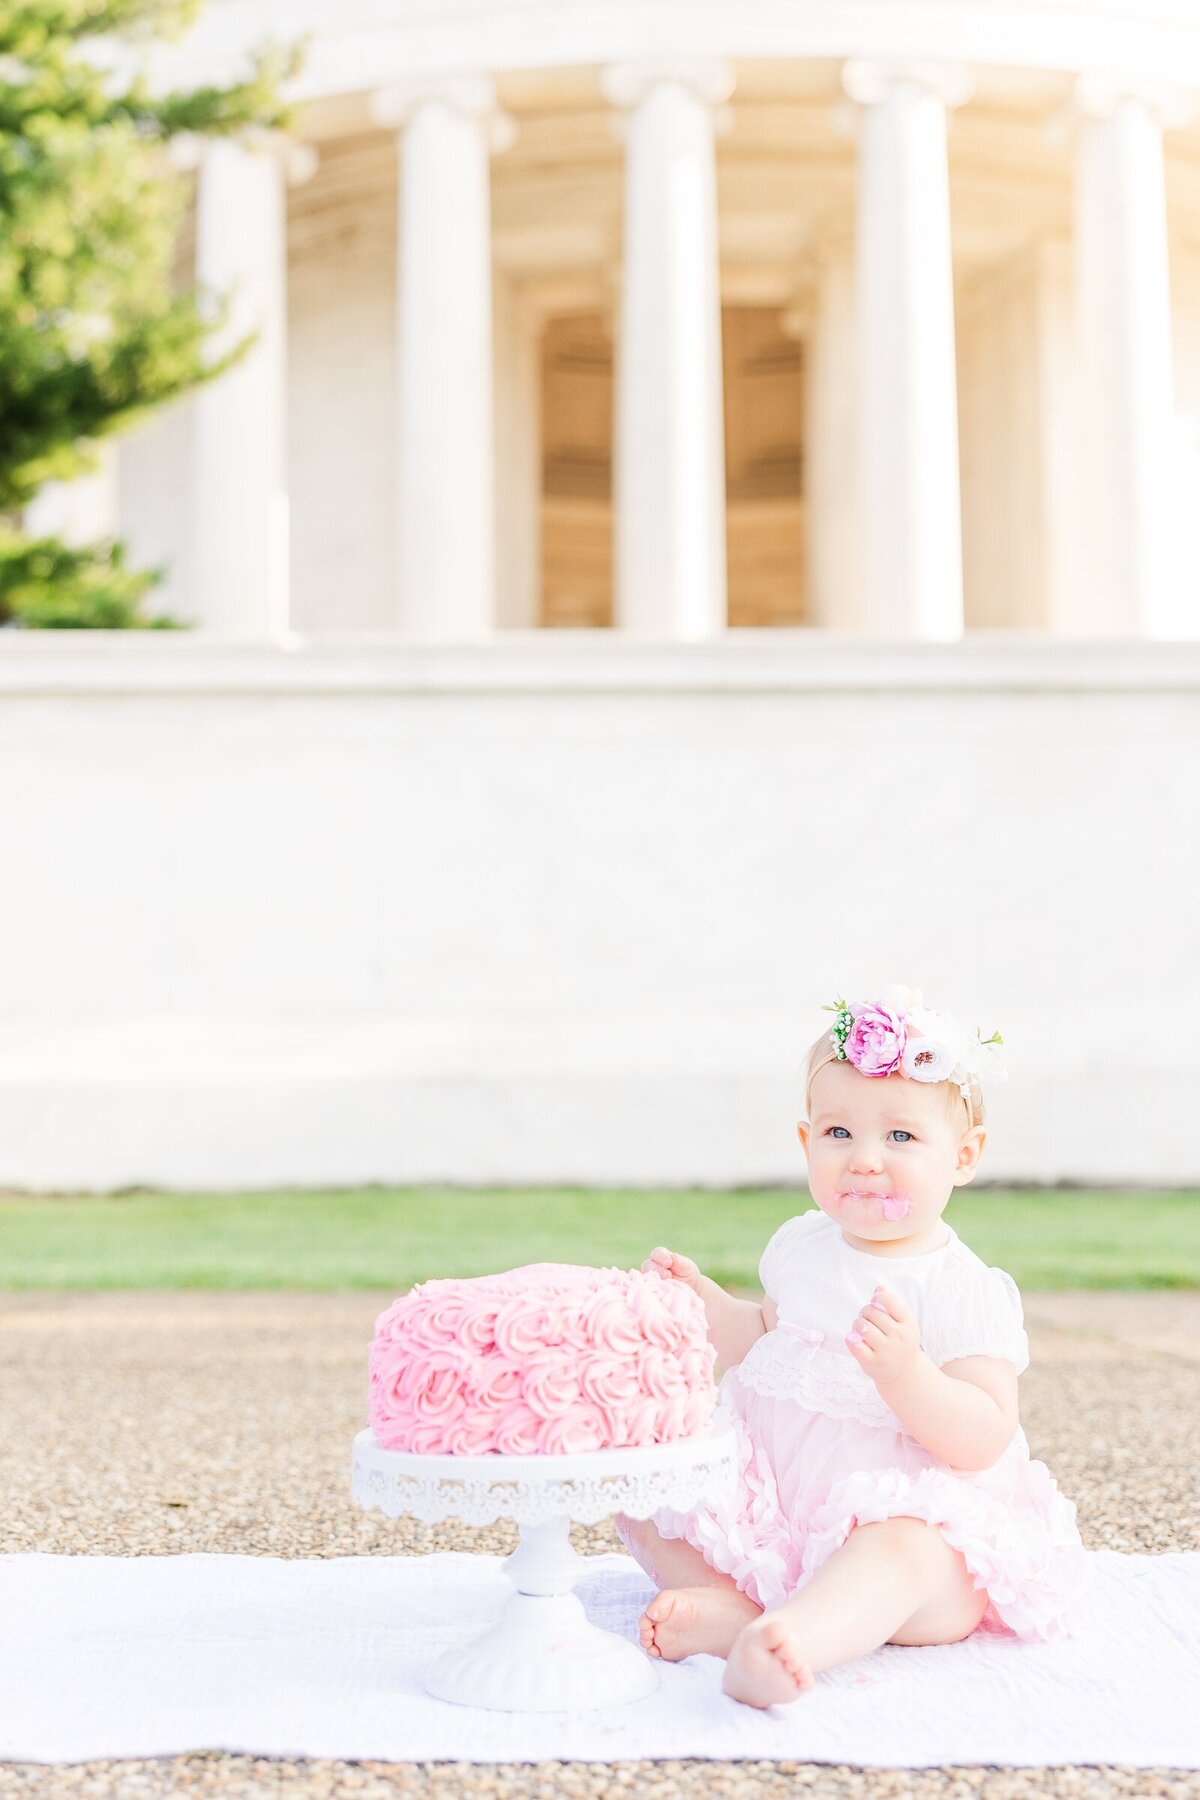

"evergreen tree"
[0, 0, 297, 626]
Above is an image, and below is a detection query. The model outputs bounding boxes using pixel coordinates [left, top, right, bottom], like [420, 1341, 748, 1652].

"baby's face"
[800, 1059, 984, 1246]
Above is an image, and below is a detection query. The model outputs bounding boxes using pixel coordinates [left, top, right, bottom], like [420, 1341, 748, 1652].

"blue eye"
[827, 1126, 851, 1139]
[890, 1130, 914, 1143]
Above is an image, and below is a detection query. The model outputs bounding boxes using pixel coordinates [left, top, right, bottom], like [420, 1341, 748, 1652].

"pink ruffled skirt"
[646, 1368, 1090, 1641]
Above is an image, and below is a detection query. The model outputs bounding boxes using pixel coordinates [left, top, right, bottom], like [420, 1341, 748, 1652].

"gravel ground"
[0, 1289, 1196, 1799]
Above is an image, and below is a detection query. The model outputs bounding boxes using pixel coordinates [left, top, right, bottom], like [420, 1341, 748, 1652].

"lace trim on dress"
[735, 1328, 899, 1428]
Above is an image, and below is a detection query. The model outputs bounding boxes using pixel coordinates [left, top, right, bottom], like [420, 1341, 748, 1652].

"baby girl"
[620, 985, 1089, 1708]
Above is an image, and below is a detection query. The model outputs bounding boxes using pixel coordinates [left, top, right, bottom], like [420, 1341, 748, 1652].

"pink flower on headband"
[846, 1002, 908, 1077]
[825, 987, 1006, 1094]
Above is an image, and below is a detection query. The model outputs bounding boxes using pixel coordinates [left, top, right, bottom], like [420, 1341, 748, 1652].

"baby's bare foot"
[638, 1586, 761, 1661]
[722, 1613, 814, 1708]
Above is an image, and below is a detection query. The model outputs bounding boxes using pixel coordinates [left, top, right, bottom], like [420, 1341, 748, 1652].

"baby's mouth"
[839, 1189, 912, 1221]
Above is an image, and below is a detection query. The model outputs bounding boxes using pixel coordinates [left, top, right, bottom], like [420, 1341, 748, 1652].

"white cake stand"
[351, 1420, 738, 1712]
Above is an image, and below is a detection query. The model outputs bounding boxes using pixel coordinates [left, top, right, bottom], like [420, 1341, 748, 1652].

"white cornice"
[3, 634, 1200, 695]
[138, 2, 1200, 106]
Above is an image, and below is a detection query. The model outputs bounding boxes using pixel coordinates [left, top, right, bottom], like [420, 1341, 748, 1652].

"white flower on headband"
[901, 1033, 959, 1083]
[957, 1029, 1008, 1088]
[823, 988, 1005, 1095]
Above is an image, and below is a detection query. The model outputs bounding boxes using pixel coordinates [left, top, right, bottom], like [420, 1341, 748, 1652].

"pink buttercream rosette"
[367, 1262, 717, 1455]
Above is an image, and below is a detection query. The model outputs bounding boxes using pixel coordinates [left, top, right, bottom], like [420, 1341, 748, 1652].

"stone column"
[842, 60, 972, 640]
[792, 227, 860, 629]
[373, 78, 513, 638]
[192, 136, 312, 637]
[1069, 78, 1193, 637]
[602, 60, 733, 638]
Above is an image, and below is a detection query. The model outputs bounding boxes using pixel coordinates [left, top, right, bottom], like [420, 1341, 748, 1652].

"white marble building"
[6, 0, 1200, 1188]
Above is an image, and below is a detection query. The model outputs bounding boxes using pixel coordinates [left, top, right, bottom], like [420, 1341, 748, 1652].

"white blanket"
[1, 1551, 1197, 1767]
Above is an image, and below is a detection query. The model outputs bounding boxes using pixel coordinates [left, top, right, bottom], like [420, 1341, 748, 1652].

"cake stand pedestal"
[351, 1422, 738, 1712]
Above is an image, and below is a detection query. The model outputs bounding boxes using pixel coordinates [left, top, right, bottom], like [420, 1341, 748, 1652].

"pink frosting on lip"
[367, 1262, 717, 1455]
[838, 1189, 912, 1221]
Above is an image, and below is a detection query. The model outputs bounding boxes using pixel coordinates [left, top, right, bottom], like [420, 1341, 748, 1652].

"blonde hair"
[803, 1030, 985, 1132]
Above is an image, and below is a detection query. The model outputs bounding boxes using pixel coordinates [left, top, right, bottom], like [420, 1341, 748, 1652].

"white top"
[758, 1208, 1030, 1375]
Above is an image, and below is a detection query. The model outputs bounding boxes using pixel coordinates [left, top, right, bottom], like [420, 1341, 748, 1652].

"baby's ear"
[953, 1126, 987, 1185]
[797, 1120, 810, 1154]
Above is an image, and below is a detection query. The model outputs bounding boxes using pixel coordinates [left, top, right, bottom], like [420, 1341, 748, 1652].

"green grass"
[0, 1186, 1196, 1291]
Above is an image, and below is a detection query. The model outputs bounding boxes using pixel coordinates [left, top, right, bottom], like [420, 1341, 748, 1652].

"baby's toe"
[723, 1617, 809, 1708]
[775, 1646, 813, 1691]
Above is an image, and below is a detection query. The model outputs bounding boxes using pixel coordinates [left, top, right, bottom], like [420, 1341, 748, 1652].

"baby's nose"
[849, 1145, 885, 1173]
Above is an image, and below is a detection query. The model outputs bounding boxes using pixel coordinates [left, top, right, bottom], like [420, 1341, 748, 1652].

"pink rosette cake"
[368, 1262, 718, 1455]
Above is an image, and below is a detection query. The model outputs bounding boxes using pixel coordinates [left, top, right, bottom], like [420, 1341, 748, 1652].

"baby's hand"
[846, 1286, 921, 1387]
[643, 1247, 704, 1292]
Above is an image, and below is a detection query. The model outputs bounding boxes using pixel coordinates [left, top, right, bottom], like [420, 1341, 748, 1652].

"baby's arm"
[847, 1287, 1018, 1472]
[644, 1247, 773, 1370]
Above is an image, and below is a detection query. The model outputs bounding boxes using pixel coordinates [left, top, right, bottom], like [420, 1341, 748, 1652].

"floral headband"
[822, 984, 1006, 1105]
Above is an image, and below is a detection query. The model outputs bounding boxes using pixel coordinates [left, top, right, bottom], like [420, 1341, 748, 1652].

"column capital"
[176, 130, 317, 186]
[601, 58, 735, 114]
[1068, 73, 1196, 131]
[840, 59, 974, 111]
[371, 75, 515, 151]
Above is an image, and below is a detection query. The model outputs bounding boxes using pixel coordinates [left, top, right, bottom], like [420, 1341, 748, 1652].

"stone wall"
[0, 637, 1195, 1189]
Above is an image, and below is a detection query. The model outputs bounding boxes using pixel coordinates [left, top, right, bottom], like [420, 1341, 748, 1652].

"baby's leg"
[723, 1516, 988, 1708]
[616, 1514, 762, 1662]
